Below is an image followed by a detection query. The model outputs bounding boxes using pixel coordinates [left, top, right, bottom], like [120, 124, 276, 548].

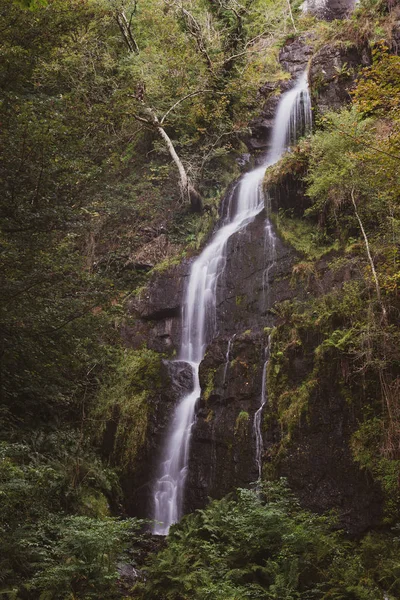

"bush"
[135, 480, 400, 600]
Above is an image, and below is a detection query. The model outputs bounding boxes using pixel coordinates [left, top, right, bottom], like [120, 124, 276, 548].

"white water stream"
[254, 338, 271, 479]
[152, 71, 312, 535]
[301, 0, 358, 18]
[223, 334, 236, 385]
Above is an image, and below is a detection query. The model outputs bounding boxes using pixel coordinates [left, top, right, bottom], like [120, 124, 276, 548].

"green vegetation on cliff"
[266, 34, 400, 521]
[93, 347, 162, 470]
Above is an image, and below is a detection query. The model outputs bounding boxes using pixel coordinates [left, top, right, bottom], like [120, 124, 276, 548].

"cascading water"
[151, 70, 312, 535]
[262, 191, 277, 309]
[301, 0, 358, 18]
[254, 339, 271, 479]
[223, 334, 236, 385]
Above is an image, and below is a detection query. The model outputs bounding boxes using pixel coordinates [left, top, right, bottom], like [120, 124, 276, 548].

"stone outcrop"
[309, 42, 371, 114]
[122, 261, 188, 354]
[279, 35, 315, 78]
[244, 82, 283, 153]
[268, 167, 310, 217]
[278, 369, 383, 534]
[185, 331, 266, 512]
[216, 212, 298, 334]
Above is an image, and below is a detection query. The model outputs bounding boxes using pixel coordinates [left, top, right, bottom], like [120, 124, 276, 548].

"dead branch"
[166, 0, 214, 72]
[115, 9, 139, 54]
[350, 187, 387, 324]
[160, 89, 212, 124]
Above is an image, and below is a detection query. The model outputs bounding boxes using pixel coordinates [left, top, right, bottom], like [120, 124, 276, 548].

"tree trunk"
[134, 106, 203, 212]
[116, 11, 139, 54]
[151, 115, 202, 212]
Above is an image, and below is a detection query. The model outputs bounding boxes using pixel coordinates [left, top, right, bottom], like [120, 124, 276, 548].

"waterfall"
[262, 191, 277, 308]
[301, 0, 358, 18]
[254, 339, 271, 479]
[223, 334, 236, 385]
[151, 70, 312, 535]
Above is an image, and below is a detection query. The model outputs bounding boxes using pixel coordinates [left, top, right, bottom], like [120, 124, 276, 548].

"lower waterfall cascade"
[151, 70, 313, 535]
[254, 338, 271, 480]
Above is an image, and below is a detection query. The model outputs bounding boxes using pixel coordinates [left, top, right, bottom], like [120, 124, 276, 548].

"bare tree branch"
[286, 0, 297, 32]
[222, 30, 272, 65]
[115, 9, 139, 54]
[132, 113, 152, 125]
[350, 187, 387, 323]
[165, 0, 215, 72]
[160, 89, 212, 124]
[132, 106, 202, 211]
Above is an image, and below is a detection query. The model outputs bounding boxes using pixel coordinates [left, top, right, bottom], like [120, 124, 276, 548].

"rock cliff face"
[309, 42, 371, 114]
[123, 262, 188, 354]
[185, 216, 383, 532]
[278, 371, 383, 534]
[185, 211, 300, 512]
[121, 21, 385, 533]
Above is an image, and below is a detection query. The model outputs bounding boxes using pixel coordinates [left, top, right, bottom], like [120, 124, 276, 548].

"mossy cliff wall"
[119, 8, 398, 533]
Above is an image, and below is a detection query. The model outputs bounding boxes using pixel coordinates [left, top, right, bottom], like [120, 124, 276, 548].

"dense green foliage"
[0, 435, 145, 597]
[136, 481, 400, 599]
[0, 0, 297, 434]
[93, 347, 163, 470]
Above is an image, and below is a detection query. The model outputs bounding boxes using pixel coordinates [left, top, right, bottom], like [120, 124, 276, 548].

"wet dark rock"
[128, 263, 186, 321]
[244, 83, 282, 152]
[236, 152, 251, 167]
[162, 359, 194, 402]
[117, 562, 141, 585]
[268, 167, 310, 218]
[309, 42, 371, 114]
[117, 533, 166, 593]
[123, 262, 188, 353]
[279, 35, 314, 78]
[216, 212, 299, 335]
[185, 331, 267, 512]
[276, 362, 383, 534]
